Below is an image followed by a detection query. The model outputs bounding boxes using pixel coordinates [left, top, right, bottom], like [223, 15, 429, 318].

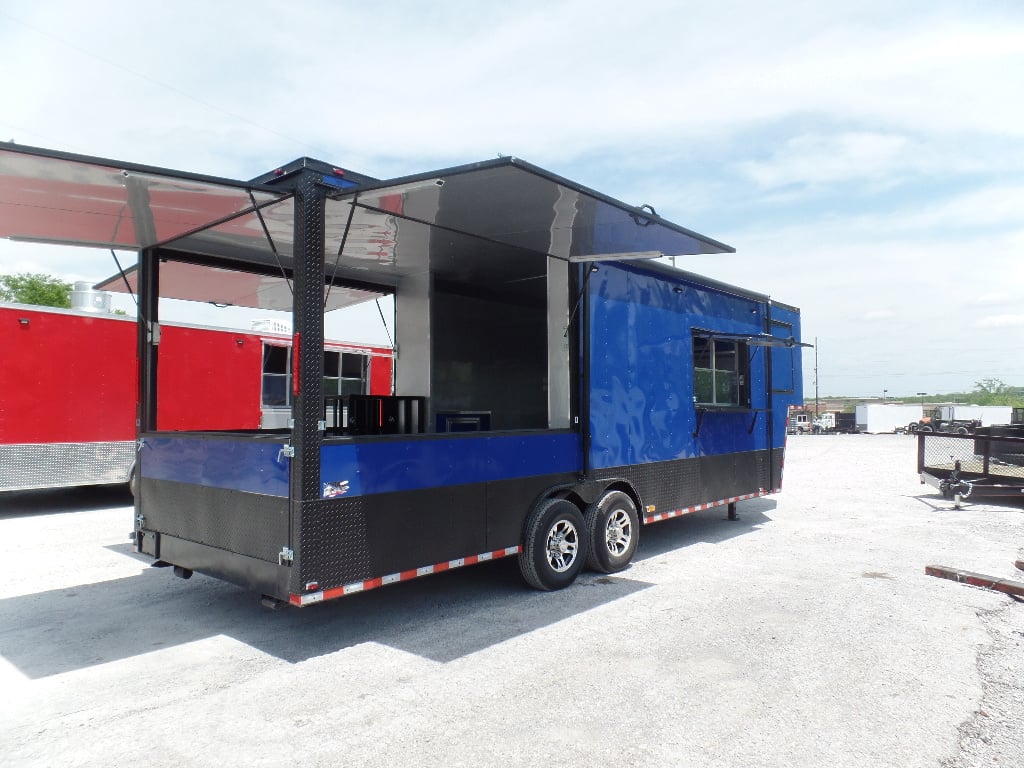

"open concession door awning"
[1, 142, 734, 309]
[0, 142, 285, 252]
[324, 158, 735, 263]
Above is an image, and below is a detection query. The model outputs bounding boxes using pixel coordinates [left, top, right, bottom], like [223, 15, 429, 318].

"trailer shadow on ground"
[0, 485, 133, 518]
[910, 489, 1024, 514]
[634, 498, 775, 562]
[0, 499, 773, 680]
[0, 550, 650, 679]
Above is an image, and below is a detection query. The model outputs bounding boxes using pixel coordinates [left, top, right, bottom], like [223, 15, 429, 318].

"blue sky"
[1, 0, 1022, 398]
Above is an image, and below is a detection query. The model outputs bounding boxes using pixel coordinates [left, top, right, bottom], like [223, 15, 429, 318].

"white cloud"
[736, 132, 912, 189]
[2, 0, 1024, 396]
[4, 2, 1024, 171]
[976, 314, 1024, 328]
[884, 186, 1024, 233]
[863, 309, 897, 321]
[964, 292, 1014, 307]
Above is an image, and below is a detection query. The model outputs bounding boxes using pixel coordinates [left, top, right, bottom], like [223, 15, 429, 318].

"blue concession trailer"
[0, 142, 803, 606]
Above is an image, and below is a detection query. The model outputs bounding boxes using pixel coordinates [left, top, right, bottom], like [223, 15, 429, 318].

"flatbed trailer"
[918, 427, 1024, 508]
[0, 142, 803, 604]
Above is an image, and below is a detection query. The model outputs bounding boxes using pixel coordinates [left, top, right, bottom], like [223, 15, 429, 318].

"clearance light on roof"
[568, 250, 664, 263]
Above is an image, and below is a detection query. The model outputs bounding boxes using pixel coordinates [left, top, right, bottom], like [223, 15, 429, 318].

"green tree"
[0, 272, 72, 308]
[971, 378, 1016, 406]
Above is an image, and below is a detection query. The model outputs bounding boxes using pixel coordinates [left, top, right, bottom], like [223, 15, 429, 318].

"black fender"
[524, 478, 646, 542]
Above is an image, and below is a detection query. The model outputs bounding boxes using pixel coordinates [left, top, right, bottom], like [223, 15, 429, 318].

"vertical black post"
[133, 247, 158, 533]
[290, 172, 328, 515]
[126, 172, 160, 436]
[579, 263, 592, 481]
[137, 247, 159, 433]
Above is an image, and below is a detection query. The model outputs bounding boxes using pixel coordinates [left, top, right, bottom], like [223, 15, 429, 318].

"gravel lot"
[2, 434, 1022, 768]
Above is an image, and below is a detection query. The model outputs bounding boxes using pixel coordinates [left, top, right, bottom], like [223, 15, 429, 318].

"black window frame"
[263, 342, 371, 407]
[692, 331, 751, 408]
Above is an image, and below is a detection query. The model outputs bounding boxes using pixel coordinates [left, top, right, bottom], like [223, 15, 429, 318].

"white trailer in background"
[855, 403, 922, 434]
[936, 405, 1012, 427]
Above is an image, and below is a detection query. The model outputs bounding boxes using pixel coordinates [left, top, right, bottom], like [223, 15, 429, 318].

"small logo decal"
[322, 480, 350, 499]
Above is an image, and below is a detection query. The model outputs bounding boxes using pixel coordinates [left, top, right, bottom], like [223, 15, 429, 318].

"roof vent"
[70, 281, 112, 313]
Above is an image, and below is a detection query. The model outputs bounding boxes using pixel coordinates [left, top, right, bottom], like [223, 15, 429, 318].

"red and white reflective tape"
[642, 489, 778, 524]
[291, 485, 785, 605]
[290, 545, 522, 606]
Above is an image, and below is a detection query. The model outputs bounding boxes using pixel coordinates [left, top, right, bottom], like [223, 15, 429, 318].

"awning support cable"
[325, 191, 358, 308]
[375, 298, 394, 348]
[110, 202, 129, 245]
[248, 190, 292, 295]
[109, 249, 139, 311]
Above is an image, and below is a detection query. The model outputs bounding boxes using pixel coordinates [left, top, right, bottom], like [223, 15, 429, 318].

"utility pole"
[814, 336, 819, 417]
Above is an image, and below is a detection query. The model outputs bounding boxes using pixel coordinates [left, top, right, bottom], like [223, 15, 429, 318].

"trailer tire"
[584, 490, 639, 574]
[519, 498, 587, 591]
[128, 462, 139, 498]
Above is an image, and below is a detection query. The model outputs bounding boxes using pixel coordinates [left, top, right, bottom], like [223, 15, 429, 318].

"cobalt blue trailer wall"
[766, 301, 803, 446]
[588, 261, 801, 516]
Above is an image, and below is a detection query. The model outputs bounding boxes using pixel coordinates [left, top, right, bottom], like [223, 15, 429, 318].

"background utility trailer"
[0, 142, 803, 605]
[855, 403, 922, 434]
[918, 427, 1024, 508]
[909, 405, 1013, 435]
[0, 302, 392, 492]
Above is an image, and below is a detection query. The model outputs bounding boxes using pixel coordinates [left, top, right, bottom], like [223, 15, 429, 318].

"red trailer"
[0, 302, 393, 492]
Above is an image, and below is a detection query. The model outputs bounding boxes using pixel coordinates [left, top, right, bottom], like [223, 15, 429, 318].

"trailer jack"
[260, 595, 285, 611]
[940, 460, 972, 509]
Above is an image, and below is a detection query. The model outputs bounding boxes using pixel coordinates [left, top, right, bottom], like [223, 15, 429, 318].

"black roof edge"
[330, 155, 736, 255]
[506, 156, 735, 255]
[325, 156, 513, 197]
[625, 259, 800, 314]
[770, 299, 800, 314]
[0, 140, 283, 195]
[249, 157, 381, 187]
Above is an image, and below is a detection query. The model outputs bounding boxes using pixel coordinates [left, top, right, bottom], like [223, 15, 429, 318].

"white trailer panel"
[855, 404, 922, 434]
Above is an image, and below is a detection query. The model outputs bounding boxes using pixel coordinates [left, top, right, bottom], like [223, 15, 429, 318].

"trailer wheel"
[519, 498, 587, 591]
[128, 462, 139, 498]
[584, 490, 639, 574]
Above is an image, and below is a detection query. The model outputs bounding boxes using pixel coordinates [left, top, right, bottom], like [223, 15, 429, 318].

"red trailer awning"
[0, 142, 283, 251]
